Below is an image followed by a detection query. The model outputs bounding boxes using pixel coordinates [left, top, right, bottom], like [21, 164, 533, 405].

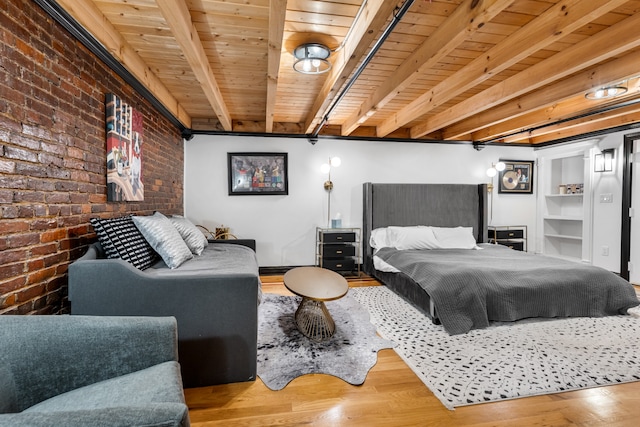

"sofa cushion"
[25, 362, 185, 413]
[170, 215, 208, 255]
[90, 216, 159, 270]
[133, 212, 193, 269]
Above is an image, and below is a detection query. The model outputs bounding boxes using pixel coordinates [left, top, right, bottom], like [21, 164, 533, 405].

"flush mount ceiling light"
[293, 43, 332, 75]
[585, 84, 628, 100]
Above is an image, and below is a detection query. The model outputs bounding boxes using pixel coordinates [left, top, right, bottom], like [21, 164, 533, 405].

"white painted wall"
[184, 134, 536, 267]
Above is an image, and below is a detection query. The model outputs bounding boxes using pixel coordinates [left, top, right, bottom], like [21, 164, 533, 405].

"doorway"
[621, 132, 640, 283]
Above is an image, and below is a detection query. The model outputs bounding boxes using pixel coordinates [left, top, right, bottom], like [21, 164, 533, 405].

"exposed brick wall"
[0, 0, 184, 315]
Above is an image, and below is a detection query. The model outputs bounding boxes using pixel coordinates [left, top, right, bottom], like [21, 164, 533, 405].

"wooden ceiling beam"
[302, 0, 399, 134]
[156, 0, 232, 131]
[464, 72, 640, 142]
[55, 0, 191, 128]
[500, 100, 640, 143]
[376, 0, 629, 138]
[339, 0, 513, 137]
[436, 17, 640, 141]
[266, 0, 288, 133]
[526, 107, 640, 144]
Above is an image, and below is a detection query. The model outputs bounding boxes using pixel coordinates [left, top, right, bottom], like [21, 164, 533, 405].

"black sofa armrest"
[207, 239, 256, 252]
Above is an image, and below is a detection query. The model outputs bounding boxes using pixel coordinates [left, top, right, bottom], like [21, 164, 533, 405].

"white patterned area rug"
[350, 286, 640, 410]
[257, 293, 395, 391]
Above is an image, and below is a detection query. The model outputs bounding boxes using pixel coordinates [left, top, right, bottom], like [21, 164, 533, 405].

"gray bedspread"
[375, 244, 640, 335]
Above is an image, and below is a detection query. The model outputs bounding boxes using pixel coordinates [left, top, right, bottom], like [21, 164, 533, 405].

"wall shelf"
[543, 215, 583, 221]
[544, 233, 583, 241]
[544, 194, 583, 198]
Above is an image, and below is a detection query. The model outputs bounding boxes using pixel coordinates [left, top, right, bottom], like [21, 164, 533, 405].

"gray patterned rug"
[350, 286, 640, 410]
[257, 293, 395, 390]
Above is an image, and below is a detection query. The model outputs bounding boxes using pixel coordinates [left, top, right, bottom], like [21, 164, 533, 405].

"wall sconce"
[485, 161, 505, 193]
[321, 157, 341, 227]
[293, 43, 332, 74]
[594, 149, 614, 172]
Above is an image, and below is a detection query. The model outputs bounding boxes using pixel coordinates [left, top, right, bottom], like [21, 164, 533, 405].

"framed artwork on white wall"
[227, 152, 288, 195]
[498, 159, 534, 194]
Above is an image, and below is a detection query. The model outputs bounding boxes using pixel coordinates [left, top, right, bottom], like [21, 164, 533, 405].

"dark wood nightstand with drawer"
[488, 225, 527, 251]
[316, 227, 360, 276]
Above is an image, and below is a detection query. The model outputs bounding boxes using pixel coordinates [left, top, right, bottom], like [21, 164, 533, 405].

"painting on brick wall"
[105, 93, 144, 201]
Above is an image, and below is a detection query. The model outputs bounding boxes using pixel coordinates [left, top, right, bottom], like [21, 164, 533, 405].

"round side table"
[283, 266, 349, 341]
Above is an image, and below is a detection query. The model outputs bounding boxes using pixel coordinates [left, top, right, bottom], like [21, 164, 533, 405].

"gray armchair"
[0, 315, 190, 427]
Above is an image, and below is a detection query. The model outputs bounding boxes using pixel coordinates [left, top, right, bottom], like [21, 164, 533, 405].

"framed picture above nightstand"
[488, 225, 527, 251]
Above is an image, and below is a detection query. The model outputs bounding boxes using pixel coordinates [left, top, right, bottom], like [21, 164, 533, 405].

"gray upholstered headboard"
[362, 183, 488, 275]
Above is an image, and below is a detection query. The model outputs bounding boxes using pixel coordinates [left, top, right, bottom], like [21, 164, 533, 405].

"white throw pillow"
[388, 226, 441, 250]
[431, 226, 477, 249]
[133, 212, 193, 269]
[170, 215, 208, 255]
[369, 227, 391, 249]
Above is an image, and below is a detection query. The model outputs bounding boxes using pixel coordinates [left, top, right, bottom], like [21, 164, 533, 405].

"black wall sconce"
[594, 149, 614, 172]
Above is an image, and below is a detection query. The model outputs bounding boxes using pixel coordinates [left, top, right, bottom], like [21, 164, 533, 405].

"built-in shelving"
[537, 146, 592, 263]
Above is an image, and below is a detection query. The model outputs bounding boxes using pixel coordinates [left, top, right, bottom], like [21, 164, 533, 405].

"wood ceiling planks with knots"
[48, 0, 640, 145]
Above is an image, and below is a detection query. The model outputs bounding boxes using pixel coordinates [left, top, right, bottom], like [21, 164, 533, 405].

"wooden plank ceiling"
[53, 0, 640, 145]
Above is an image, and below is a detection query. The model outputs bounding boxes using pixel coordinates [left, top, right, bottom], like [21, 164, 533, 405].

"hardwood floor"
[185, 276, 640, 426]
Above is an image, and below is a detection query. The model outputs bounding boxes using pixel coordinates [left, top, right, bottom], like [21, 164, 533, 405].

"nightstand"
[316, 227, 360, 276]
[488, 225, 527, 251]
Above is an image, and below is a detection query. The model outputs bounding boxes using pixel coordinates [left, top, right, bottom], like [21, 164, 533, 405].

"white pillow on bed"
[387, 226, 441, 250]
[431, 226, 477, 249]
[369, 227, 391, 249]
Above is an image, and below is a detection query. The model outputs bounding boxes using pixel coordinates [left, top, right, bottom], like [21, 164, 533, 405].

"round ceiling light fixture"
[585, 84, 628, 100]
[293, 43, 332, 75]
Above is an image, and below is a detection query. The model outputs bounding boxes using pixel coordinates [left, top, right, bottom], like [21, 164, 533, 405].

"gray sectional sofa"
[0, 315, 189, 427]
[68, 241, 261, 388]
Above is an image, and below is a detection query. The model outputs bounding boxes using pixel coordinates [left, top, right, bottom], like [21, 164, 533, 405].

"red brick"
[0, 189, 13, 204]
[0, 159, 16, 173]
[0, 263, 24, 280]
[25, 261, 44, 278]
[26, 267, 56, 285]
[0, 249, 28, 265]
[40, 228, 67, 243]
[7, 233, 40, 248]
[43, 252, 68, 267]
[1, 294, 17, 310]
[0, 221, 29, 233]
[0, 276, 26, 295]
[30, 243, 58, 257]
[30, 218, 58, 230]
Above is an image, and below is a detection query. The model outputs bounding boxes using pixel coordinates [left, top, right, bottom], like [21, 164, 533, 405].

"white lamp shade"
[486, 167, 497, 177]
[495, 161, 506, 171]
[320, 163, 331, 174]
[330, 157, 341, 167]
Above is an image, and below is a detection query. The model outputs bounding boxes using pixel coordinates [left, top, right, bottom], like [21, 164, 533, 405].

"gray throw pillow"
[169, 215, 208, 255]
[132, 212, 193, 269]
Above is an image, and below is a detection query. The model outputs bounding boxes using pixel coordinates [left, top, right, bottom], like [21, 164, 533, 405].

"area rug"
[257, 293, 395, 390]
[350, 286, 640, 410]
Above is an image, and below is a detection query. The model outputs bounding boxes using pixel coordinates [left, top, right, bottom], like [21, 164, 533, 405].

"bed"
[362, 182, 640, 335]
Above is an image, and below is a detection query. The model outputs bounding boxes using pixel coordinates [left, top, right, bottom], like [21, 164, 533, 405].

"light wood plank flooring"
[185, 275, 640, 426]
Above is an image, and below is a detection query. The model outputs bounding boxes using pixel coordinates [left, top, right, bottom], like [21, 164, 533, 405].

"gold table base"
[294, 297, 336, 341]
